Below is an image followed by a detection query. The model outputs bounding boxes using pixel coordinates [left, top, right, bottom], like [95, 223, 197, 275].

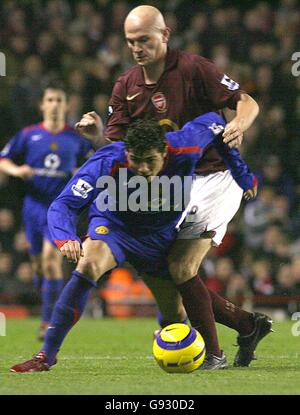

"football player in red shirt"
[76, 5, 272, 369]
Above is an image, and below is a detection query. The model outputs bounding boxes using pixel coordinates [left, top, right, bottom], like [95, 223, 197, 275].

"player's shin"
[176, 275, 222, 357]
[41, 271, 95, 366]
[207, 285, 255, 335]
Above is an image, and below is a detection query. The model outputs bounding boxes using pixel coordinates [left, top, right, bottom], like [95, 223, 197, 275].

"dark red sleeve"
[104, 77, 130, 141]
[193, 56, 246, 110]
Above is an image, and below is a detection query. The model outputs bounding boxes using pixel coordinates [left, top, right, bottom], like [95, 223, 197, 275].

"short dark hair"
[41, 79, 66, 99]
[124, 119, 167, 154]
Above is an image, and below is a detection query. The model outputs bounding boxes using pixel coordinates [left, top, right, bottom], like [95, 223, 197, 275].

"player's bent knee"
[77, 257, 106, 281]
[168, 260, 199, 284]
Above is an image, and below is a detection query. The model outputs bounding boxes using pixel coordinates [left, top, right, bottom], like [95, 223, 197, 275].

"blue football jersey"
[0, 123, 92, 203]
[47, 112, 256, 246]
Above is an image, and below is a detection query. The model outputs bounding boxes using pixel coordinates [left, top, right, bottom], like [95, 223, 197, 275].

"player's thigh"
[141, 273, 185, 321]
[168, 238, 212, 283]
[76, 237, 117, 281]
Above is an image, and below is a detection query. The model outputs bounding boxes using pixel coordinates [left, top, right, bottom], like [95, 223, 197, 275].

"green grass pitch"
[0, 317, 299, 395]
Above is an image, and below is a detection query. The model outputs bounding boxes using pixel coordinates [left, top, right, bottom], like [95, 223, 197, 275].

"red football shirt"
[105, 48, 245, 174]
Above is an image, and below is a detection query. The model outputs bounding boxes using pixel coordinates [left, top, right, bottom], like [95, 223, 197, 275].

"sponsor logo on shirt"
[32, 168, 67, 178]
[220, 74, 240, 91]
[95, 226, 109, 234]
[151, 92, 167, 113]
[72, 179, 94, 199]
[44, 153, 61, 169]
[126, 92, 142, 101]
[31, 134, 43, 141]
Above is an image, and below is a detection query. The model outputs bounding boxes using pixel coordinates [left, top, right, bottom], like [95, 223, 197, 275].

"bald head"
[124, 5, 170, 67]
[124, 5, 166, 33]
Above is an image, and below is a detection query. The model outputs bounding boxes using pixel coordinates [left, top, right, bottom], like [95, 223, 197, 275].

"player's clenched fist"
[75, 111, 104, 142]
[60, 240, 84, 263]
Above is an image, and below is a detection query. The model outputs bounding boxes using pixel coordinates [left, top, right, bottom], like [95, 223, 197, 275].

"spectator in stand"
[92, 94, 110, 124]
[250, 259, 274, 296]
[0, 209, 16, 251]
[0, 252, 15, 302]
[225, 272, 251, 306]
[290, 256, 300, 291]
[256, 155, 295, 212]
[0, 252, 14, 281]
[35, 31, 62, 73]
[205, 257, 236, 296]
[13, 261, 39, 307]
[243, 187, 284, 249]
[66, 94, 84, 128]
[261, 225, 287, 257]
[274, 264, 299, 296]
[11, 55, 46, 128]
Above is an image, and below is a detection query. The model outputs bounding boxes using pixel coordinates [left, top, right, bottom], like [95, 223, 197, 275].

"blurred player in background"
[75, 5, 271, 369]
[10, 113, 258, 372]
[0, 81, 103, 340]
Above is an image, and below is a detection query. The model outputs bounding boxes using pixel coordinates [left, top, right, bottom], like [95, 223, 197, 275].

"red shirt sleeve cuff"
[55, 240, 69, 249]
[253, 175, 258, 188]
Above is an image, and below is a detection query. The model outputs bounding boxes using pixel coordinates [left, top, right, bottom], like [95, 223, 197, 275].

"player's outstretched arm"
[48, 169, 98, 254]
[0, 158, 34, 179]
[213, 135, 258, 200]
[223, 93, 259, 148]
[75, 111, 106, 148]
[48, 150, 114, 261]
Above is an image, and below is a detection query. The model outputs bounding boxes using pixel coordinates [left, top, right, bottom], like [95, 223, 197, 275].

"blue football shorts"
[22, 196, 54, 256]
[88, 215, 177, 278]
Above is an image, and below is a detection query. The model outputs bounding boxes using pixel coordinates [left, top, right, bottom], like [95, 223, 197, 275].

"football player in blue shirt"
[10, 113, 258, 372]
[0, 81, 102, 340]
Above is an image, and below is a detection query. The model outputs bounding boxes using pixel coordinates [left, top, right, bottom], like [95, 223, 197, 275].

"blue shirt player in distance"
[0, 81, 103, 340]
[10, 113, 258, 372]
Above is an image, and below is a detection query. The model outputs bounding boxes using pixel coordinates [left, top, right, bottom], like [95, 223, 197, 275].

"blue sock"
[41, 271, 96, 365]
[157, 310, 189, 328]
[41, 279, 64, 324]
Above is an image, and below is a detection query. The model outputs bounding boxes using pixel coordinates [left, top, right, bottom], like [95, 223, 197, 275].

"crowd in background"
[0, 0, 300, 314]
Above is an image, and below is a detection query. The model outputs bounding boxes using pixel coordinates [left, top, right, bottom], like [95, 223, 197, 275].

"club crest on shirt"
[95, 226, 109, 234]
[50, 142, 59, 151]
[151, 92, 167, 113]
